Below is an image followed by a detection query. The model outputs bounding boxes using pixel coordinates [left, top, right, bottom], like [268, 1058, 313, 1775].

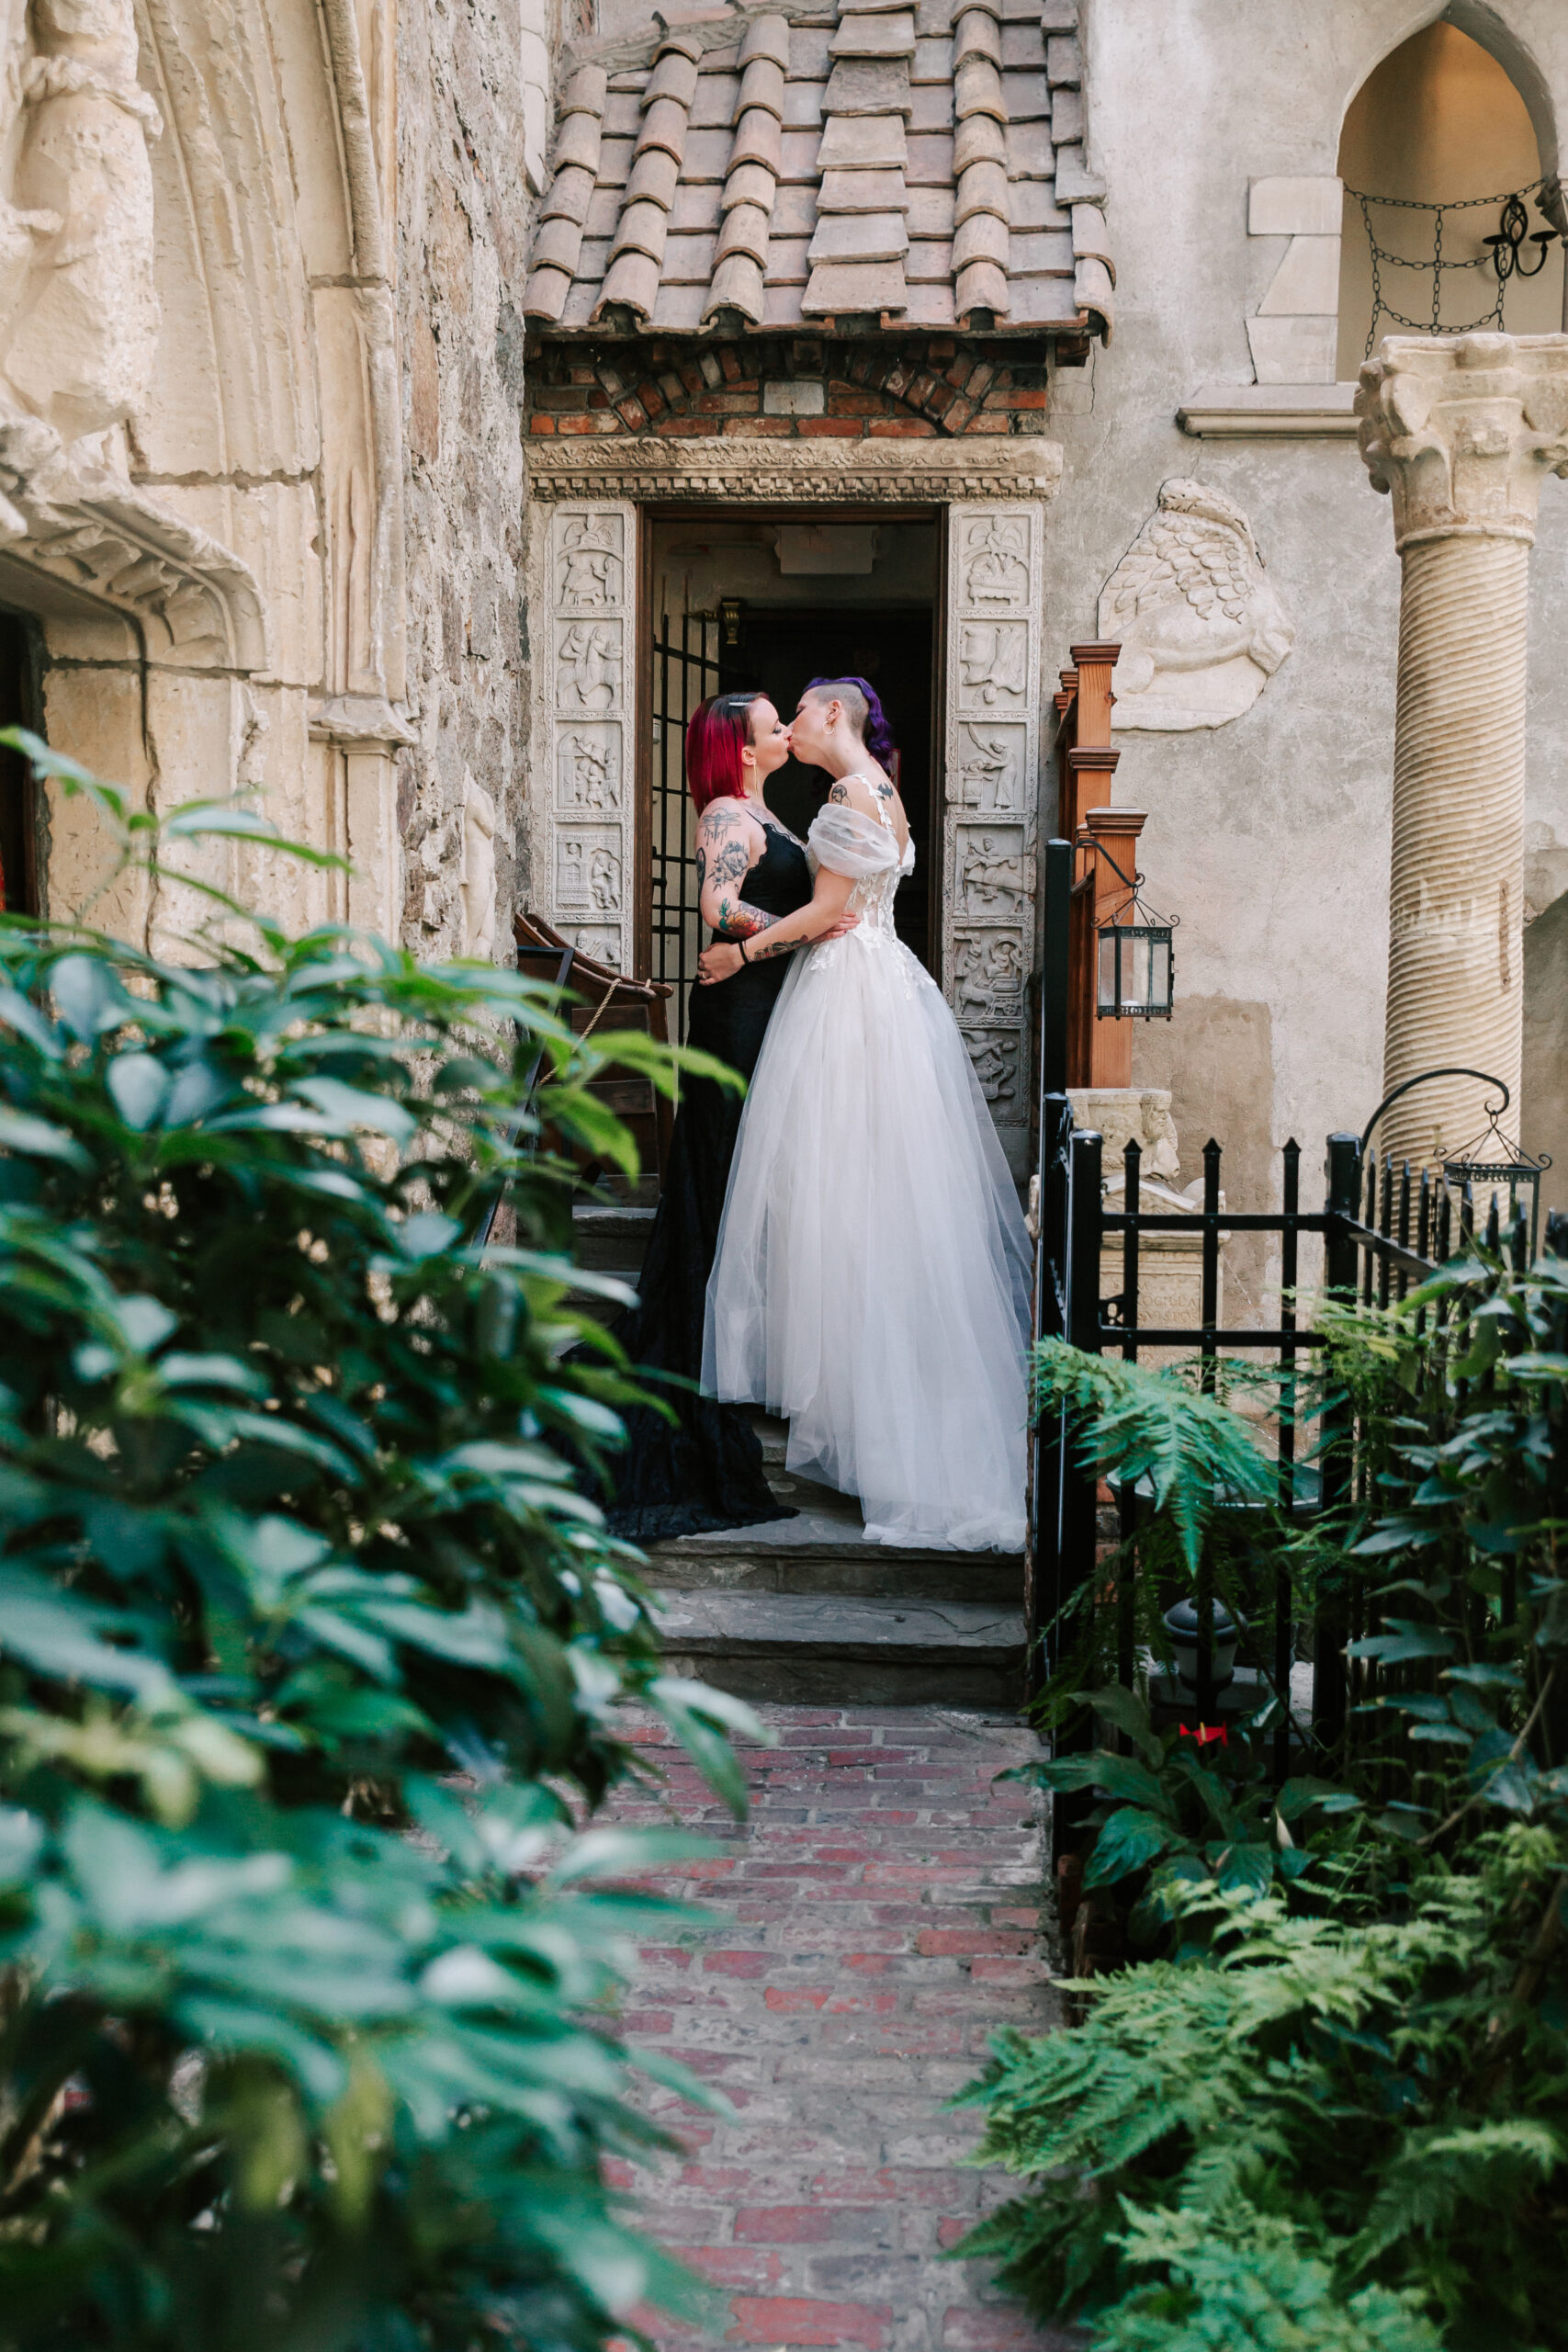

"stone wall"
[395, 0, 549, 957]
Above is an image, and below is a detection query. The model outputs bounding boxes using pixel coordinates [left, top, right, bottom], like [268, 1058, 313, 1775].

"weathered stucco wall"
[1044, 0, 1568, 1266]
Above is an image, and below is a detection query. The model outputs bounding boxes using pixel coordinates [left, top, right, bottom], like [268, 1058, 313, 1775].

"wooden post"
[1082, 805, 1147, 1090]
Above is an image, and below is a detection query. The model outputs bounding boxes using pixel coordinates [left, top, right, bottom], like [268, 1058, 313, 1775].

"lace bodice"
[805, 777, 914, 939]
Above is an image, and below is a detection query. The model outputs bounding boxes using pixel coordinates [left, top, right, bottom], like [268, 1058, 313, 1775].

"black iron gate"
[1025, 835, 1520, 1779]
[649, 614, 738, 1042]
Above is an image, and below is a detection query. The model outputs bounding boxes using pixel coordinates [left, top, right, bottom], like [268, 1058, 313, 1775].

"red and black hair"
[685, 690, 764, 817]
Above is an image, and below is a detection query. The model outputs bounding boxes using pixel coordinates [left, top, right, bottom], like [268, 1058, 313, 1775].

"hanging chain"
[1347, 180, 1554, 361]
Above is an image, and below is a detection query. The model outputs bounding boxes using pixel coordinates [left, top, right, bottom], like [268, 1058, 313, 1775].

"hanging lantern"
[1096, 884, 1177, 1021]
[1440, 1100, 1551, 1253]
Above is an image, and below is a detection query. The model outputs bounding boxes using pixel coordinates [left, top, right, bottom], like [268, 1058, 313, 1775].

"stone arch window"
[1336, 16, 1564, 382]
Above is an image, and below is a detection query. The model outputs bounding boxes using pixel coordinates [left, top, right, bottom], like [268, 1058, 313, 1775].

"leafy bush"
[1010, 1684, 1354, 1949]
[0, 745, 752, 2350]
[966, 1245, 1568, 2348]
[960, 1834, 1568, 2351]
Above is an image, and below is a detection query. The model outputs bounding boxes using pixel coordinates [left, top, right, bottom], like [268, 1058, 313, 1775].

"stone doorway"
[641, 508, 941, 1034]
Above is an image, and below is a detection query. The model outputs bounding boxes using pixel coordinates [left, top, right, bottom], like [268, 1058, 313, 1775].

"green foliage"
[1006, 1686, 1353, 1949]
[957, 1833, 1568, 2351]
[975, 1244, 1568, 2350]
[1032, 1341, 1276, 1576]
[0, 748, 755, 2350]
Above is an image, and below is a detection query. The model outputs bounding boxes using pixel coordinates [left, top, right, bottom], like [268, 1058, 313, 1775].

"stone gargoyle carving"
[1098, 479, 1294, 730]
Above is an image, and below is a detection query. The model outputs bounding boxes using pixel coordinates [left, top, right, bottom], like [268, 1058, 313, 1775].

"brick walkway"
[602, 1706, 1079, 2352]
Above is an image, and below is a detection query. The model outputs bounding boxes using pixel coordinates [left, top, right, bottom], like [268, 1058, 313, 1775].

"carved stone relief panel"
[943, 502, 1044, 1173]
[1098, 478, 1295, 730]
[545, 503, 633, 969]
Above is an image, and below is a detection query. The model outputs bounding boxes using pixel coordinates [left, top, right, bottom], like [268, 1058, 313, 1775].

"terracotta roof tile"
[817, 113, 908, 168]
[765, 236, 812, 283]
[807, 209, 910, 261]
[528, 0, 1111, 340]
[784, 78, 828, 124]
[906, 184, 955, 234]
[788, 26, 833, 74]
[773, 183, 821, 233]
[910, 82, 955, 130]
[819, 165, 908, 210]
[905, 279, 955, 323]
[802, 257, 909, 312]
[953, 12, 1002, 67]
[690, 74, 741, 127]
[706, 251, 767, 319]
[663, 231, 719, 279]
[1001, 70, 1048, 119]
[672, 182, 724, 229]
[906, 237, 954, 280]
[763, 282, 807, 325]
[829, 10, 917, 54]
[1010, 228, 1072, 272]
[1001, 21, 1045, 64]
[822, 58, 915, 114]
[905, 130, 955, 183]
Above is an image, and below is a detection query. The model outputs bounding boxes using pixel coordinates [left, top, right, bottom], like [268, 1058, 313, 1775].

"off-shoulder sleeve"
[807, 805, 902, 879]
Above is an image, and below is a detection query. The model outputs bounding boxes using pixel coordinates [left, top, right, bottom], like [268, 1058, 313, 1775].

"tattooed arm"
[696, 802, 779, 940]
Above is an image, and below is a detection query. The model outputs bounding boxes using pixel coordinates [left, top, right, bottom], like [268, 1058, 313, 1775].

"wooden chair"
[513, 910, 675, 1194]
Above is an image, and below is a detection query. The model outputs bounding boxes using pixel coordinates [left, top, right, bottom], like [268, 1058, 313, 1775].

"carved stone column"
[1357, 334, 1568, 1170]
[944, 501, 1047, 1176]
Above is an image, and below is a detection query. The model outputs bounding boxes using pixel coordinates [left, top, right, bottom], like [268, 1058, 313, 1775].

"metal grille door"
[650, 613, 731, 1042]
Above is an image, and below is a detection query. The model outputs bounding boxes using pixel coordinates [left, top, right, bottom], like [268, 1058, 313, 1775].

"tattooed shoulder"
[828, 779, 850, 805]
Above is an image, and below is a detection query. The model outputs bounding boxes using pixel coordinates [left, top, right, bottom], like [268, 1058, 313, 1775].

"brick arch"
[527, 341, 1045, 441]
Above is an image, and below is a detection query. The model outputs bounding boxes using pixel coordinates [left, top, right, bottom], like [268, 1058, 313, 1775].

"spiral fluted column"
[1358, 333, 1568, 1173]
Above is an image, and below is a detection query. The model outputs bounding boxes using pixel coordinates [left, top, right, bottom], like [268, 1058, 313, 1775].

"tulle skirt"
[702, 929, 1032, 1551]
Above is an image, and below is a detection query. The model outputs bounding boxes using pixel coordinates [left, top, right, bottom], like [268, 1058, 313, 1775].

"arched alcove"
[1337, 19, 1563, 381]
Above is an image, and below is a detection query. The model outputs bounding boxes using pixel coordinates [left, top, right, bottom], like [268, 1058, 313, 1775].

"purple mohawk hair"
[805, 674, 897, 770]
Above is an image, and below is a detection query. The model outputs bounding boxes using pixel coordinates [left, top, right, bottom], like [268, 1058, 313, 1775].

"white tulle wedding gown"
[702, 786, 1032, 1551]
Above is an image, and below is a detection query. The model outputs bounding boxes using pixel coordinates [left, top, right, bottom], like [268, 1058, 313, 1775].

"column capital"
[1356, 333, 1568, 550]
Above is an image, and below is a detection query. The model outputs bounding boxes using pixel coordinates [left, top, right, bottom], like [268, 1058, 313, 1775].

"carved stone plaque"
[942, 502, 1044, 1173]
[544, 504, 633, 968]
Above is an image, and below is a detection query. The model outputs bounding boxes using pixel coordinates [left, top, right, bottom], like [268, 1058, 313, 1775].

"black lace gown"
[604, 824, 812, 1543]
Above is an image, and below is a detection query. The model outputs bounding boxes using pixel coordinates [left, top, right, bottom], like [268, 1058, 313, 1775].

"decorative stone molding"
[1098, 478, 1294, 731]
[3, 0, 163, 442]
[543, 503, 635, 971]
[1356, 332, 1568, 1173]
[1357, 332, 1568, 549]
[944, 502, 1045, 1174]
[309, 694, 417, 751]
[525, 434, 1064, 505]
[1178, 384, 1358, 438]
[0, 415, 265, 669]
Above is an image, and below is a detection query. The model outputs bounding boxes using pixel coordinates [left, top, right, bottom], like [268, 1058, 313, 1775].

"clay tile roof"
[524, 0, 1110, 336]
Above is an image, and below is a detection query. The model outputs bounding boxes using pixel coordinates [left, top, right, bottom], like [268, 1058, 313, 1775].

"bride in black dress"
[602, 689, 854, 1542]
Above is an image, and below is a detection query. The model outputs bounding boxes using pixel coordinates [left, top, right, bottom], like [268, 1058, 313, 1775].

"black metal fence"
[1024, 837, 1543, 1773]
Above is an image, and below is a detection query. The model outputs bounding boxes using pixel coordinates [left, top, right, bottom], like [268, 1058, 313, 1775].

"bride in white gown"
[697, 678, 1032, 1552]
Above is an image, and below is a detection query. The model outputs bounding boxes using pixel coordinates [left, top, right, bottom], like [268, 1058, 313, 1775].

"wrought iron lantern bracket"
[1075, 828, 1178, 1023]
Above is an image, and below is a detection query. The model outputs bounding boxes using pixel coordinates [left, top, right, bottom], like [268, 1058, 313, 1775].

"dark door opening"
[0, 613, 38, 915]
[733, 605, 937, 974]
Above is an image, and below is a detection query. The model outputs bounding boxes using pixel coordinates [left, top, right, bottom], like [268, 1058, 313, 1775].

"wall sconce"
[718, 596, 744, 648]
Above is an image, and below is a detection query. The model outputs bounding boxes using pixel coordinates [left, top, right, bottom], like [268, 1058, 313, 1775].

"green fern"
[954, 1829, 1568, 2350]
[1032, 1340, 1275, 1574]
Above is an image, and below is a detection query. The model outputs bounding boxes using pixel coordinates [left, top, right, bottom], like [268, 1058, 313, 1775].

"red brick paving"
[600, 1707, 1082, 2352]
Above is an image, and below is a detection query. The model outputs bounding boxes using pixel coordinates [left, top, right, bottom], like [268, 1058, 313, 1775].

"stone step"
[650, 1588, 1028, 1708]
[571, 1201, 656, 1274]
[648, 1475, 1024, 1603]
